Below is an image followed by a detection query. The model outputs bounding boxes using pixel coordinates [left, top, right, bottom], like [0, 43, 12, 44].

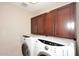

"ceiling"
[12, 2, 71, 16]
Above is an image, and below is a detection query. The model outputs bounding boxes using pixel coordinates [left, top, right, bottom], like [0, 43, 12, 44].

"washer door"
[22, 43, 30, 56]
[38, 52, 50, 56]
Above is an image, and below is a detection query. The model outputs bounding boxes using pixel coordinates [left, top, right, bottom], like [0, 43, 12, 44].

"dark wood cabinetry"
[31, 3, 76, 39]
[44, 10, 57, 36]
[31, 13, 46, 35]
[31, 17, 38, 34]
[55, 3, 76, 39]
[37, 14, 46, 35]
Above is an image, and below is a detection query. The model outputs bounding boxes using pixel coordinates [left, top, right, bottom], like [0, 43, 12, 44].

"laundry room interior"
[0, 2, 79, 56]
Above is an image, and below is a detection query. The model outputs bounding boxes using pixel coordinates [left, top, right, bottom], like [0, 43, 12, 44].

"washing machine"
[33, 36, 76, 56]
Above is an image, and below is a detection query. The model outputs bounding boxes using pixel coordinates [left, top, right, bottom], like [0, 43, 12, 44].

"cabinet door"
[31, 17, 38, 34]
[44, 10, 57, 36]
[55, 3, 75, 39]
[37, 14, 46, 35]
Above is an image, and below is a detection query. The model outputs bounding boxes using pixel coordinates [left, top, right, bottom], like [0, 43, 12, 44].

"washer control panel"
[38, 39, 64, 46]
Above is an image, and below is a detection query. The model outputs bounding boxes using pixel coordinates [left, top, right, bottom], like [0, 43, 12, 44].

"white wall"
[0, 3, 32, 55]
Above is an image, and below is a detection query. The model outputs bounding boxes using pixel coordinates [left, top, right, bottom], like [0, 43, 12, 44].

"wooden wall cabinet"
[31, 13, 46, 35]
[37, 14, 46, 35]
[54, 3, 76, 39]
[31, 17, 38, 34]
[44, 10, 57, 36]
[31, 3, 76, 39]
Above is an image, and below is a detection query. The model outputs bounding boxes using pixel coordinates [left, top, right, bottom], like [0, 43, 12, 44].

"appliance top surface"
[24, 34, 76, 46]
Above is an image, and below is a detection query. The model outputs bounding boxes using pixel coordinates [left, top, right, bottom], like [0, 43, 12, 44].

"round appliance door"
[22, 43, 30, 56]
[38, 52, 50, 56]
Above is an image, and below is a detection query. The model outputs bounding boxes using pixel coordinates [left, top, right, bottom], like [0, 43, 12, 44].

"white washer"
[33, 36, 76, 56]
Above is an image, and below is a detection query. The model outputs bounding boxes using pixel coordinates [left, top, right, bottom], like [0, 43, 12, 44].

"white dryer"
[21, 35, 36, 56]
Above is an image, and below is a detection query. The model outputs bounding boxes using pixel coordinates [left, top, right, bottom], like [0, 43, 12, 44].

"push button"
[45, 46, 49, 50]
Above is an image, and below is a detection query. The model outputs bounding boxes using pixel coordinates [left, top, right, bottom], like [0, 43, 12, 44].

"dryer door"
[22, 43, 30, 56]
